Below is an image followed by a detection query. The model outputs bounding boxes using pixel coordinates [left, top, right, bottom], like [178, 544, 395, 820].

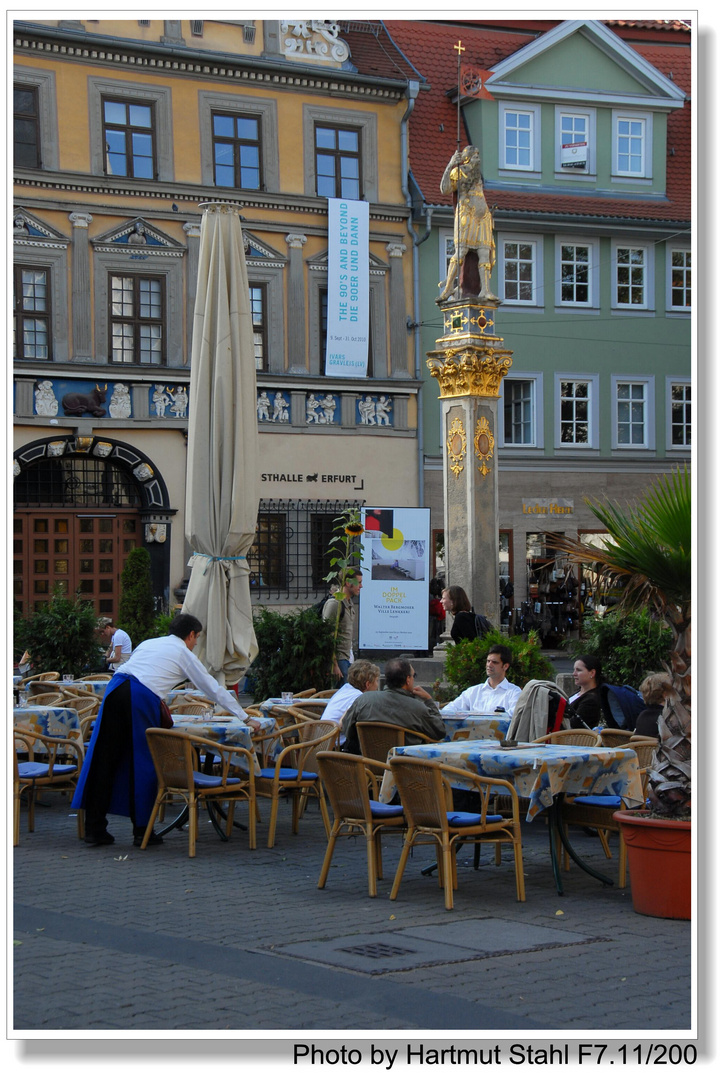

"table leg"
[547, 801, 565, 896]
[551, 794, 613, 888]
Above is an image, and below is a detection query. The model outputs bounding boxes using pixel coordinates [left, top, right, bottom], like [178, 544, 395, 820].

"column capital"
[183, 222, 202, 239]
[386, 241, 407, 259]
[69, 212, 93, 229]
[285, 233, 308, 249]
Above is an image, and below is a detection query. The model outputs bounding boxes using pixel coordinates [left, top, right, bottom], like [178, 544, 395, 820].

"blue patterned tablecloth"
[65, 680, 110, 696]
[379, 739, 643, 820]
[14, 706, 81, 741]
[441, 712, 511, 742]
[171, 716, 277, 774]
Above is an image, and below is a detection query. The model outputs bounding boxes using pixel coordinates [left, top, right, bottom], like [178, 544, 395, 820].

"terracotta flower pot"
[613, 808, 691, 920]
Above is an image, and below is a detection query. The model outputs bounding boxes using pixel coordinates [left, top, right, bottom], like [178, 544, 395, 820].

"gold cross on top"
[454, 40, 465, 56]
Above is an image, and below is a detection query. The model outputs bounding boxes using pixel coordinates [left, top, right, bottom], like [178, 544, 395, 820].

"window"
[14, 265, 50, 360]
[499, 103, 540, 173]
[503, 241, 535, 303]
[248, 513, 287, 591]
[559, 242, 593, 306]
[504, 380, 533, 445]
[555, 107, 595, 176]
[212, 112, 262, 190]
[191, 20, 203, 35]
[615, 381, 647, 446]
[669, 248, 691, 310]
[89, 78, 173, 181]
[314, 124, 361, 199]
[557, 377, 599, 448]
[669, 381, 692, 448]
[249, 284, 267, 371]
[615, 247, 646, 307]
[503, 109, 532, 169]
[612, 111, 652, 179]
[14, 85, 40, 169]
[109, 274, 165, 364]
[103, 98, 155, 179]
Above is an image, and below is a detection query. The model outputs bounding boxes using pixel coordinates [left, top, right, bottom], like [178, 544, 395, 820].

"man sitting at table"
[321, 660, 380, 743]
[342, 657, 445, 755]
[440, 644, 522, 716]
[72, 614, 260, 849]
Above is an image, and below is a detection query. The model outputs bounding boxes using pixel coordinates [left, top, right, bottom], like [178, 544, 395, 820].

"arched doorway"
[13, 435, 174, 616]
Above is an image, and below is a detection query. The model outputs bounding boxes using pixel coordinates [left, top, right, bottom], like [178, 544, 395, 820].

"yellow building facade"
[13, 18, 425, 615]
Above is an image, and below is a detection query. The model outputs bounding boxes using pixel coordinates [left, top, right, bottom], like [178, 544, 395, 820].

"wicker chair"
[316, 752, 406, 897]
[26, 680, 68, 696]
[598, 728, 633, 747]
[171, 702, 215, 716]
[388, 756, 526, 910]
[533, 729, 602, 746]
[255, 720, 338, 847]
[143, 728, 256, 856]
[315, 688, 337, 699]
[292, 688, 318, 698]
[14, 728, 85, 845]
[355, 722, 436, 775]
[558, 736, 656, 887]
[17, 672, 60, 687]
[25, 692, 65, 707]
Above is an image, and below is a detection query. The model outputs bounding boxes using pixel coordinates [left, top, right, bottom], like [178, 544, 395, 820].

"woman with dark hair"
[568, 654, 603, 728]
[442, 585, 477, 644]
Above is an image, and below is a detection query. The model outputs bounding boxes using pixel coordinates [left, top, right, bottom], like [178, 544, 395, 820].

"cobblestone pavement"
[13, 787, 691, 1038]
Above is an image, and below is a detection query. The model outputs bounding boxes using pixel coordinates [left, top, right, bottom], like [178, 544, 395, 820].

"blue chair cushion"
[369, 800, 404, 818]
[18, 763, 76, 779]
[259, 767, 318, 781]
[447, 811, 504, 827]
[192, 772, 242, 788]
[573, 795, 620, 807]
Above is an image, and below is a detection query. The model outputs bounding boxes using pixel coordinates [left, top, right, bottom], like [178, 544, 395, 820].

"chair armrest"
[186, 733, 254, 784]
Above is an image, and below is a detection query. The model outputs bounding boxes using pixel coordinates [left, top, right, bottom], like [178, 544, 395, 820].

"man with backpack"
[440, 643, 522, 715]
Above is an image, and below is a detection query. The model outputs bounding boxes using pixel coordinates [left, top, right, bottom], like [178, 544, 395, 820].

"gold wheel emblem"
[447, 417, 466, 478]
[474, 417, 494, 477]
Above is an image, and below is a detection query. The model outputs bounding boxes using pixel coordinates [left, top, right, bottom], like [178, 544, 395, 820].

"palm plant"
[547, 466, 691, 818]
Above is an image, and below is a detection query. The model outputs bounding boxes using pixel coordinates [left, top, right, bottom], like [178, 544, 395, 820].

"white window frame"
[666, 378, 692, 451]
[611, 375, 655, 450]
[498, 372, 544, 448]
[497, 234, 544, 307]
[555, 373, 599, 450]
[612, 242, 654, 311]
[555, 106, 596, 178]
[439, 230, 455, 290]
[499, 102, 540, 175]
[556, 236, 599, 309]
[612, 110, 652, 180]
[666, 242, 692, 312]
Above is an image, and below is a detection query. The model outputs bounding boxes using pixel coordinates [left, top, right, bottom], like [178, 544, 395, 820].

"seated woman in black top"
[442, 585, 477, 644]
[568, 654, 603, 728]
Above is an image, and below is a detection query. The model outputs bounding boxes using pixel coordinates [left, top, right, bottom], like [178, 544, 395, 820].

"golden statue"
[437, 145, 497, 304]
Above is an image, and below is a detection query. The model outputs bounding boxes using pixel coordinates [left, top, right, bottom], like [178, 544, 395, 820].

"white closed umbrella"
[182, 202, 260, 684]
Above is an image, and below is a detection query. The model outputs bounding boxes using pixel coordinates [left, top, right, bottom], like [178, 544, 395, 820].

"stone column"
[427, 299, 513, 626]
[183, 221, 201, 366]
[69, 212, 93, 361]
[386, 241, 409, 378]
[285, 233, 308, 373]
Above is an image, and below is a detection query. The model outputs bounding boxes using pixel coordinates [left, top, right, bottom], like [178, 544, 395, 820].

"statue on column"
[437, 145, 498, 305]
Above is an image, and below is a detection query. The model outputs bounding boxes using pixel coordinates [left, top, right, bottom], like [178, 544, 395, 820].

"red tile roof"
[385, 19, 690, 224]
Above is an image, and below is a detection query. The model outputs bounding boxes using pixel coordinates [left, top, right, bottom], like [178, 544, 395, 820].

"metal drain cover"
[272, 918, 598, 975]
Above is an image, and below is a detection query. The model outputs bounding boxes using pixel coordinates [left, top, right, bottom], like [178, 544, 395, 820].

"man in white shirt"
[73, 614, 259, 847]
[441, 644, 522, 715]
[98, 617, 133, 671]
[321, 660, 380, 743]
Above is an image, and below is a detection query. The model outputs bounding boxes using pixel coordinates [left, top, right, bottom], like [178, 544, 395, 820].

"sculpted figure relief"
[437, 145, 498, 304]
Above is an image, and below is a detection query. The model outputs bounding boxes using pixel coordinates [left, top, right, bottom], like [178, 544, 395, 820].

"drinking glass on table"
[18, 690, 29, 707]
[281, 691, 294, 703]
[63, 673, 73, 683]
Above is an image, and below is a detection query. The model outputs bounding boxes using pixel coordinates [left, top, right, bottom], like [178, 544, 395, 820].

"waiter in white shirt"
[98, 617, 133, 671]
[440, 644, 522, 716]
[73, 613, 259, 848]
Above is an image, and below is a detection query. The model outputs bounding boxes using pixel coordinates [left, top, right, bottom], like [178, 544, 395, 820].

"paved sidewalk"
[13, 787, 691, 1035]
